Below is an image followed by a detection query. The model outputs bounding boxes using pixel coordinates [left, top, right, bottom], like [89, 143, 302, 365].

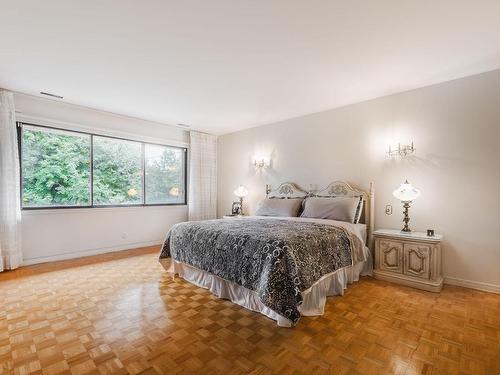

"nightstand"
[373, 229, 443, 292]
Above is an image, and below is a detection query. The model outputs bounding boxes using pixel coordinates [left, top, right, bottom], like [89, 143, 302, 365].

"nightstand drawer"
[377, 239, 403, 274]
[403, 243, 431, 279]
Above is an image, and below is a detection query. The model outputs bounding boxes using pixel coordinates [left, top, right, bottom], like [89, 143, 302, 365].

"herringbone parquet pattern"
[0, 247, 499, 375]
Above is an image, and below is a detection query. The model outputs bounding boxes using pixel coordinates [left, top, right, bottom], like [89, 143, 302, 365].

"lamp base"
[401, 201, 411, 232]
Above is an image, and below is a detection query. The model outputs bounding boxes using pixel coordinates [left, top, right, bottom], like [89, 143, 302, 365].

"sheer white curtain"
[188, 131, 217, 221]
[0, 89, 22, 271]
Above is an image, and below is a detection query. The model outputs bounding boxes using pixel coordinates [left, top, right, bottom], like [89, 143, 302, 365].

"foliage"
[145, 145, 184, 204]
[92, 137, 142, 205]
[22, 129, 91, 206]
[21, 127, 184, 207]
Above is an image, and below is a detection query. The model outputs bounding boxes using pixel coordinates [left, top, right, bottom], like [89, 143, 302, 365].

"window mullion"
[17, 123, 24, 209]
[142, 143, 146, 205]
[90, 135, 94, 207]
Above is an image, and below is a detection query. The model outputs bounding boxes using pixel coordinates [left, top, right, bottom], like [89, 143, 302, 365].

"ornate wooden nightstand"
[373, 229, 443, 292]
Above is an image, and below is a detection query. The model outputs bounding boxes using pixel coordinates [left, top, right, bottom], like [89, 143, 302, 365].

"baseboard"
[22, 240, 163, 266]
[373, 270, 443, 293]
[444, 276, 500, 294]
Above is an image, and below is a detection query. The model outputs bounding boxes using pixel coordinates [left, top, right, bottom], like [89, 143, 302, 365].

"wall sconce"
[387, 142, 415, 157]
[253, 157, 270, 168]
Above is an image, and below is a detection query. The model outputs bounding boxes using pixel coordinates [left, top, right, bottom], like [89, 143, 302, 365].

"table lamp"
[393, 180, 420, 232]
[234, 185, 249, 215]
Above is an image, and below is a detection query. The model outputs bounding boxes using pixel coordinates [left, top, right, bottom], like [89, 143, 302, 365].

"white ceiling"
[1, 1, 500, 135]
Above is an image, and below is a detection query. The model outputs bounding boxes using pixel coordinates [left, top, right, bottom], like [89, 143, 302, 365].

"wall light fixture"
[253, 157, 270, 168]
[387, 142, 415, 157]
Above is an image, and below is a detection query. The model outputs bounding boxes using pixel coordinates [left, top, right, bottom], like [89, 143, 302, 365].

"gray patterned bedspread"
[159, 218, 364, 324]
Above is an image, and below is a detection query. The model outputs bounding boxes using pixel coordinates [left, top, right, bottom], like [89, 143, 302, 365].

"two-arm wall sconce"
[253, 157, 270, 168]
[387, 142, 415, 158]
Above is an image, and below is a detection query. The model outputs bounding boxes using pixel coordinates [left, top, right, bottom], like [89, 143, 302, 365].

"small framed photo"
[231, 201, 242, 215]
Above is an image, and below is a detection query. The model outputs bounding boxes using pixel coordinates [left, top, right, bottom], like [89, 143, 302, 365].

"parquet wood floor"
[0, 247, 499, 375]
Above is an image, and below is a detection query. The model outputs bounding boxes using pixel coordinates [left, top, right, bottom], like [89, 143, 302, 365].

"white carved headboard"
[267, 182, 309, 199]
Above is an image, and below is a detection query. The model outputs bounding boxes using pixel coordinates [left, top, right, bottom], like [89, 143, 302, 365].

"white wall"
[218, 69, 500, 292]
[14, 93, 189, 264]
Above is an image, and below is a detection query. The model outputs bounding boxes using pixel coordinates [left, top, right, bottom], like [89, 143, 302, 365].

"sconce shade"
[393, 180, 420, 202]
[234, 185, 249, 198]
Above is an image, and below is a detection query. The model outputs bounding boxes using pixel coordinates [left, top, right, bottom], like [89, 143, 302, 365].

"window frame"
[17, 122, 188, 210]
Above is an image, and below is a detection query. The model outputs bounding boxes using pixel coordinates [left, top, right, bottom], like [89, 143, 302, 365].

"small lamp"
[234, 185, 249, 215]
[393, 180, 420, 232]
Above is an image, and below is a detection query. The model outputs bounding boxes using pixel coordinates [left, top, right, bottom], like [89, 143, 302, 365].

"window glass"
[21, 125, 91, 207]
[92, 136, 143, 205]
[145, 144, 185, 204]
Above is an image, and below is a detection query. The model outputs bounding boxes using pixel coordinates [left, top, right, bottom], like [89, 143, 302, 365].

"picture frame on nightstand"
[231, 201, 242, 215]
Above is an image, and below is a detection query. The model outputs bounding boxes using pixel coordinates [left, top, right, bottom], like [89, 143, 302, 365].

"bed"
[159, 181, 374, 327]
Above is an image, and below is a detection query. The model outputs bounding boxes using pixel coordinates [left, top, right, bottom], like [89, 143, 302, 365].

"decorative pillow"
[300, 196, 361, 223]
[254, 198, 303, 217]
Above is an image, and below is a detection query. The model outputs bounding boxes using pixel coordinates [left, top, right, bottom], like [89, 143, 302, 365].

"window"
[93, 137, 143, 205]
[18, 122, 187, 209]
[21, 125, 91, 207]
[145, 144, 186, 204]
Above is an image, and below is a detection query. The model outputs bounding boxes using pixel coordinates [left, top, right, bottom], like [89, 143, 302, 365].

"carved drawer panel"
[378, 240, 403, 274]
[403, 243, 431, 279]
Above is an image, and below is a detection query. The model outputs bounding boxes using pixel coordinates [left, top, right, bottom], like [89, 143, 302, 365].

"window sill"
[21, 204, 188, 215]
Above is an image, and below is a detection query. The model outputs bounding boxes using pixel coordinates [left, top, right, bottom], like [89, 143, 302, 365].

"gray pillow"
[300, 196, 360, 223]
[254, 198, 303, 217]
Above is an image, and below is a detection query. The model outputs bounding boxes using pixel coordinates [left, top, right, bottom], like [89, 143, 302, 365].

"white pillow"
[254, 198, 303, 217]
[300, 196, 361, 223]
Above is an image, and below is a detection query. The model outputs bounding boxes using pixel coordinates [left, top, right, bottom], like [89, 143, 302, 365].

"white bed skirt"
[163, 255, 372, 327]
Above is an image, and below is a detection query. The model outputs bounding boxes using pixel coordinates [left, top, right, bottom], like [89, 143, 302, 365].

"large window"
[19, 123, 187, 209]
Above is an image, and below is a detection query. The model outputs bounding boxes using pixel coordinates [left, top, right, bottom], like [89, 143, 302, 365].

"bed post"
[368, 182, 375, 251]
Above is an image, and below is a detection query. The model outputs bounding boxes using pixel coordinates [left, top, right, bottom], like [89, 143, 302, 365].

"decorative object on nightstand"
[393, 180, 420, 232]
[373, 229, 443, 292]
[231, 201, 242, 215]
[233, 185, 249, 215]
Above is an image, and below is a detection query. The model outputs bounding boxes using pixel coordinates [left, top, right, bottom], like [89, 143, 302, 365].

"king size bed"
[159, 181, 374, 327]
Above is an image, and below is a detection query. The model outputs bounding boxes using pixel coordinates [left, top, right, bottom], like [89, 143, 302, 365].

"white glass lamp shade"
[393, 180, 420, 202]
[234, 185, 249, 198]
